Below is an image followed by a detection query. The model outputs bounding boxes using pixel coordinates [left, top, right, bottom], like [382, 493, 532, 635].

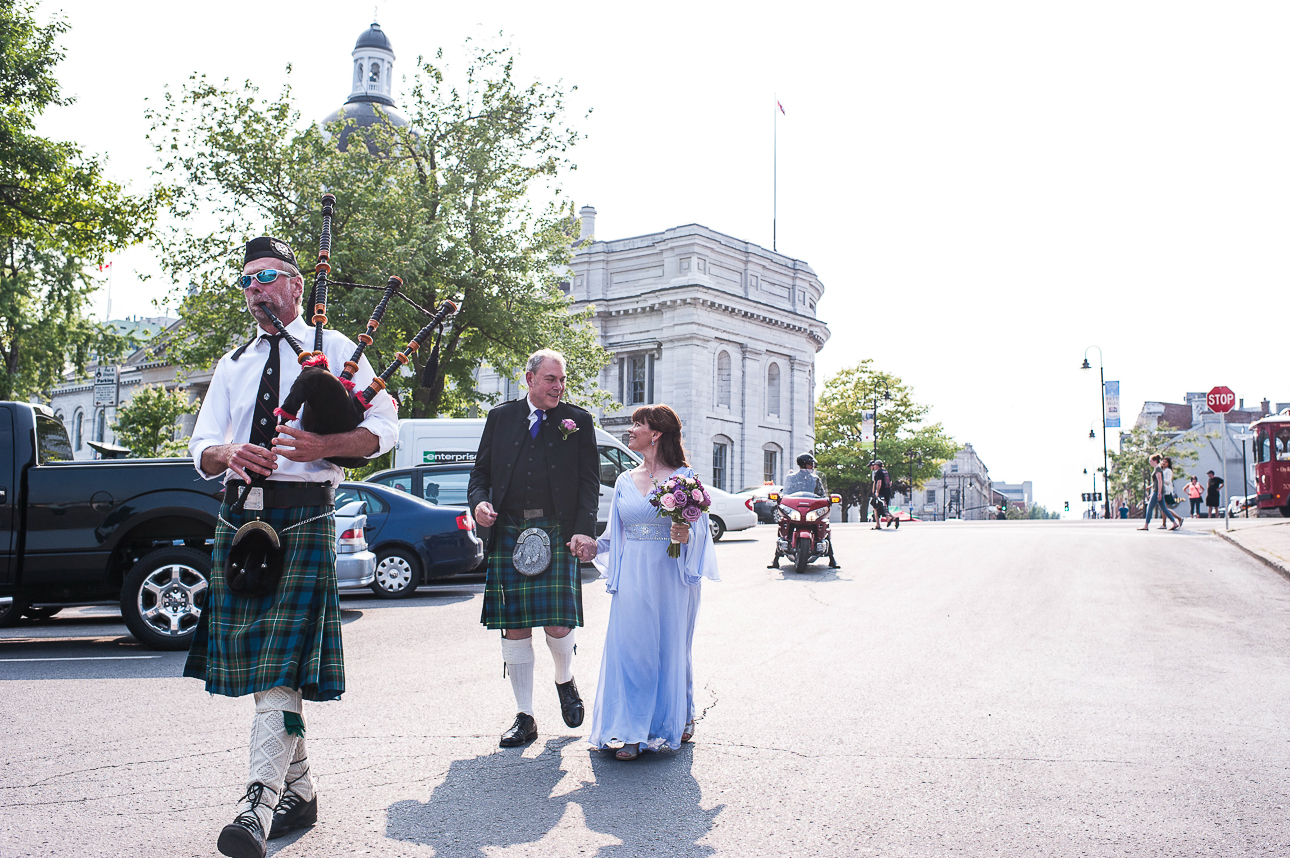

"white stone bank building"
[477, 207, 832, 493]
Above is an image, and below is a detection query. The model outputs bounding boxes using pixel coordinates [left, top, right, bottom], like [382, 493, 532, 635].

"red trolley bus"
[1252, 410, 1290, 516]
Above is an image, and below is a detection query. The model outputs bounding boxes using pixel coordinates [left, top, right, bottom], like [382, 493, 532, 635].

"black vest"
[508, 425, 557, 513]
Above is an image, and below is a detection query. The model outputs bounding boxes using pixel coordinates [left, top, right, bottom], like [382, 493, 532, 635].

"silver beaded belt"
[625, 523, 670, 541]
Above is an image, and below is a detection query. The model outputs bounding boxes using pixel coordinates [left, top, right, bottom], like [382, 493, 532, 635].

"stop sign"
[1208, 386, 1236, 413]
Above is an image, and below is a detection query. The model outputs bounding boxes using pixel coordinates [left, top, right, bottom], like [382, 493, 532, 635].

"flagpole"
[773, 95, 778, 253]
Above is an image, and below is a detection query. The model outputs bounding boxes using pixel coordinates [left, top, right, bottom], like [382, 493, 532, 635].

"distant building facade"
[993, 480, 1034, 510]
[474, 207, 832, 493]
[902, 443, 993, 521]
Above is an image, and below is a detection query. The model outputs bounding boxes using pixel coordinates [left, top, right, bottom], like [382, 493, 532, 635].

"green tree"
[814, 361, 958, 521]
[0, 1, 156, 401]
[1107, 423, 1203, 512]
[111, 384, 199, 457]
[148, 42, 609, 417]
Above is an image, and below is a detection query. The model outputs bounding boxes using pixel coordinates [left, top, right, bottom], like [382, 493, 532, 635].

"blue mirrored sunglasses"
[238, 268, 296, 289]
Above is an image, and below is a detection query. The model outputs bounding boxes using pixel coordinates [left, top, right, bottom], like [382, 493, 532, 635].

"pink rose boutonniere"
[559, 418, 579, 440]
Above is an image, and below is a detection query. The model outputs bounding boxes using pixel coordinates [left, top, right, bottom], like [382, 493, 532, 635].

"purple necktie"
[530, 409, 544, 438]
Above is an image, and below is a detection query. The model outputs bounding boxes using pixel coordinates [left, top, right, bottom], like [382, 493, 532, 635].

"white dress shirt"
[188, 314, 400, 486]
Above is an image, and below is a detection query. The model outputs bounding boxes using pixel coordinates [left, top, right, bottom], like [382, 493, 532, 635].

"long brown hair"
[633, 405, 689, 469]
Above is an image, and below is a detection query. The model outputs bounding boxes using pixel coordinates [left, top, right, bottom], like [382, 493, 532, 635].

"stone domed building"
[322, 22, 409, 152]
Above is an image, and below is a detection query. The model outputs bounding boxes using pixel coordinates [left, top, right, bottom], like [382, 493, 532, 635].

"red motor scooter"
[767, 491, 842, 573]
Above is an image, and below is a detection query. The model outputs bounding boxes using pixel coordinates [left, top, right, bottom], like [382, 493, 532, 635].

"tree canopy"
[148, 42, 609, 416]
[111, 384, 198, 457]
[814, 361, 958, 521]
[0, 0, 157, 401]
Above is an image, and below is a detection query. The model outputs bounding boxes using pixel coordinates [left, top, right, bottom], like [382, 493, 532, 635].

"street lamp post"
[871, 380, 892, 462]
[1082, 347, 1112, 520]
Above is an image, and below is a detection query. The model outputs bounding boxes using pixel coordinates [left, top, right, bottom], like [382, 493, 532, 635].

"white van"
[388, 417, 639, 531]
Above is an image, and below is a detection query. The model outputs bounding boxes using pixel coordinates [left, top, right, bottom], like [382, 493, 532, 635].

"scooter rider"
[769, 454, 840, 569]
[783, 453, 825, 497]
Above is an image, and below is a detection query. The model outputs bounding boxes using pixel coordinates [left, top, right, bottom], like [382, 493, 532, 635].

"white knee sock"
[501, 636, 535, 716]
[283, 737, 314, 803]
[545, 629, 576, 684]
[245, 686, 304, 829]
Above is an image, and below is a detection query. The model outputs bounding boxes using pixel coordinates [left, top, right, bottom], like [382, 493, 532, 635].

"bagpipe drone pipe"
[228, 193, 460, 515]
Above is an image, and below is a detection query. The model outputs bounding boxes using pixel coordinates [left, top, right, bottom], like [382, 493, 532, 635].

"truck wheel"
[370, 548, 421, 599]
[709, 517, 726, 542]
[0, 598, 29, 628]
[120, 547, 210, 651]
[1280, 503, 1290, 518]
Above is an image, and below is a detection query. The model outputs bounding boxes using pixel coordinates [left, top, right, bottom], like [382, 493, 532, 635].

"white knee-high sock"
[244, 686, 304, 829]
[545, 629, 576, 684]
[501, 636, 535, 715]
[283, 736, 314, 803]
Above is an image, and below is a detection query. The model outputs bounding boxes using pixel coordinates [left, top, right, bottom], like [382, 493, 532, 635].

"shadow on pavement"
[385, 737, 720, 857]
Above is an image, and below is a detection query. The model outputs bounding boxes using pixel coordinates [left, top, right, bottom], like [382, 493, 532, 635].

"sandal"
[681, 721, 695, 743]
[615, 743, 640, 761]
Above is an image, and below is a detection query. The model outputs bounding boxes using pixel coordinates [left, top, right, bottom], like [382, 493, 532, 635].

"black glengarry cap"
[244, 236, 298, 268]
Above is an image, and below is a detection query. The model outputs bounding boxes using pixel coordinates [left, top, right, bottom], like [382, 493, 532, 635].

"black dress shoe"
[556, 679, 584, 728]
[500, 712, 538, 747]
[268, 791, 317, 839]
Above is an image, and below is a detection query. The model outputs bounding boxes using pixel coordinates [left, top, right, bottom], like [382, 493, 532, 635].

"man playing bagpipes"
[184, 235, 398, 858]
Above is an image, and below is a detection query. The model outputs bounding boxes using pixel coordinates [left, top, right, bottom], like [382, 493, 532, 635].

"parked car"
[335, 481, 484, 598]
[334, 500, 377, 591]
[1227, 494, 1257, 516]
[706, 487, 758, 541]
[738, 484, 783, 523]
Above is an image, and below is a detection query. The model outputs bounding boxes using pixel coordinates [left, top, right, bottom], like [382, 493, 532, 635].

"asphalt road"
[3, 520, 1289, 857]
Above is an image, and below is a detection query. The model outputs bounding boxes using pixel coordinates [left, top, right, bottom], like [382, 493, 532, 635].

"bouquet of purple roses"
[646, 474, 712, 558]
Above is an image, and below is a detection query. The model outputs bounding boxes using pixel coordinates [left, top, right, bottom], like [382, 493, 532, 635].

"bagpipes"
[228, 192, 459, 516]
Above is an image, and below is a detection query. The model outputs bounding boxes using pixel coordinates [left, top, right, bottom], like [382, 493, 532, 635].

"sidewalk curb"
[1215, 529, 1290, 585]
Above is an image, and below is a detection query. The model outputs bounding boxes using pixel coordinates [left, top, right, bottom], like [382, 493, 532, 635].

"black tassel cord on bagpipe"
[229, 193, 460, 515]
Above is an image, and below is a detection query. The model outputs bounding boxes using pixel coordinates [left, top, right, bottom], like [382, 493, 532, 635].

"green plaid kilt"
[183, 500, 344, 701]
[481, 515, 583, 630]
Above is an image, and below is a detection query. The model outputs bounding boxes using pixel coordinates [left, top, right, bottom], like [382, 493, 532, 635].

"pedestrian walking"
[589, 406, 719, 760]
[1184, 475, 1204, 518]
[468, 349, 600, 748]
[184, 236, 399, 858]
[1137, 454, 1173, 531]
[869, 460, 894, 530]
[1205, 470, 1224, 519]
[1160, 457, 1183, 530]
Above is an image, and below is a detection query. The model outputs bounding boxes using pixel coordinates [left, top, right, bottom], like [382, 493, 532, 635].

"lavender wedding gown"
[589, 467, 720, 751]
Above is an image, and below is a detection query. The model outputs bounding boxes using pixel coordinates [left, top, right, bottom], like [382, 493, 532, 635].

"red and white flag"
[777, 101, 786, 115]
[97, 261, 112, 272]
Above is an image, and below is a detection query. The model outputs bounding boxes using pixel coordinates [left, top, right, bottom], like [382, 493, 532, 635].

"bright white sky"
[32, 0, 1289, 514]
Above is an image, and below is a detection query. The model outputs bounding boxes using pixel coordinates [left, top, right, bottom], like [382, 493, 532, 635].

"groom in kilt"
[184, 236, 398, 858]
[470, 348, 600, 747]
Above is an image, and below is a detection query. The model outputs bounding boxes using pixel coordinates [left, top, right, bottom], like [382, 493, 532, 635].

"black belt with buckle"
[223, 480, 334, 508]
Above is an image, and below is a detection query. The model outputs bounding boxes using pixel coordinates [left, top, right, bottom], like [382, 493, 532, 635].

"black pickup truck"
[0, 401, 221, 649]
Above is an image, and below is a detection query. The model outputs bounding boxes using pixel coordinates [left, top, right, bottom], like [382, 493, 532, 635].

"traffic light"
[1064, 500, 1070, 511]
[1001, 498, 1008, 512]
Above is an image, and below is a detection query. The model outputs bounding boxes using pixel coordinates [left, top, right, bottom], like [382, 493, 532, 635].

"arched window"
[711, 435, 733, 492]
[716, 351, 731, 408]
[354, 62, 363, 86]
[369, 61, 381, 83]
[73, 410, 83, 451]
[94, 409, 105, 443]
[767, 362, 781, 417]
[762, 442, 782, 484]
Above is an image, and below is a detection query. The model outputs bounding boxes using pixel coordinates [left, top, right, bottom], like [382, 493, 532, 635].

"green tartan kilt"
[183, 500, 344, 701]
[482, 515, 583, 630]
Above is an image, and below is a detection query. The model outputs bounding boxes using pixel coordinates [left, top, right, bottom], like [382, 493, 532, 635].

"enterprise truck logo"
[422, 451, 477, 464]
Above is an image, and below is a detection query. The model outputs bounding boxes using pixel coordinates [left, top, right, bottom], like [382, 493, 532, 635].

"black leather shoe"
[218, 784, 269, 858]
[556, 679, 585, 728]
[500, 712, 538, 747]
[268, 792, 317, 839]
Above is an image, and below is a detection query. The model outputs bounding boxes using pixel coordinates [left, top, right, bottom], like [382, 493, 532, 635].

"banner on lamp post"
[860, 409, 875, 443]
[1104, 381, 1120, 428]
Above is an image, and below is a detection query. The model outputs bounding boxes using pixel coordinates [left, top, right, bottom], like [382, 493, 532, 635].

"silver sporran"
[513, 527, 552, 577]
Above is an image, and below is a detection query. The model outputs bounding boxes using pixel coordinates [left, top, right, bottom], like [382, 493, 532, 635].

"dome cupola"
[348, 22, 395, 107]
